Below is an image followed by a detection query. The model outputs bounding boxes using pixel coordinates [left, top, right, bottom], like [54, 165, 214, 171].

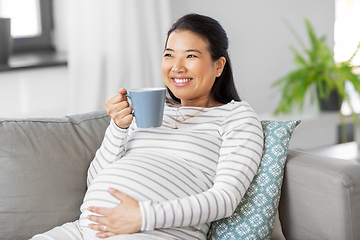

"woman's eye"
[187, 54, 197, 58]
[164, 53, 173, 58]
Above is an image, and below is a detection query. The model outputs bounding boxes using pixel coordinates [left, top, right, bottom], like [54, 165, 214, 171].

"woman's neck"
[180, 97, 219, 108]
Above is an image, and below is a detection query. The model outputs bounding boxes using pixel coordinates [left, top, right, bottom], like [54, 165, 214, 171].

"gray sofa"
[1, 110, 360, 240]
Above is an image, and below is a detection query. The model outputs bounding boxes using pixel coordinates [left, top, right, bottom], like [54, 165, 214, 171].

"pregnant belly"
[78, 152, 212, 236]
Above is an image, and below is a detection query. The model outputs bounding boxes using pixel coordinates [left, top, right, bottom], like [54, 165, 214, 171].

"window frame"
[13, 0, 54, 53]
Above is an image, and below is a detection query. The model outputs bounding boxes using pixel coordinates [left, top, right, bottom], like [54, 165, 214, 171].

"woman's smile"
[172, 77, 193, 86]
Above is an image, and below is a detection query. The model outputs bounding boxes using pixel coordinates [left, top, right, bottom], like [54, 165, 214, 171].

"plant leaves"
[272, 18, 360, 116]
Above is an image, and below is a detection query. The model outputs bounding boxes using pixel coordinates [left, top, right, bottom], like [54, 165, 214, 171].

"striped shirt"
[79, 100, 264, 240]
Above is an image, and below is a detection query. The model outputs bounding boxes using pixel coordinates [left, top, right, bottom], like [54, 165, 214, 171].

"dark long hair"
[165, 13, 241, 104]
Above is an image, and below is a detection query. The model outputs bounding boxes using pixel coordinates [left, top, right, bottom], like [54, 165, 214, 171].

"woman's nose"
[171, 60, 186, 73]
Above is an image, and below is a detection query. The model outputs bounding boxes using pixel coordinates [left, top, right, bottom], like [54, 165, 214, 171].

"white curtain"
[67, 0, 171, 114]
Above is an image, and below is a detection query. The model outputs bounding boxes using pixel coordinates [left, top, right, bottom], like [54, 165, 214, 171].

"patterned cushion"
[208, 120, 300, 240]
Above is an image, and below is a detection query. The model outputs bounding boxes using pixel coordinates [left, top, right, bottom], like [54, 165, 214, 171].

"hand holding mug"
[105, 88, 133, 129]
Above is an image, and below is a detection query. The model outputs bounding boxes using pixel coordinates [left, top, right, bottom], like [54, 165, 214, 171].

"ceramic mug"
[126, 87, 166, 128]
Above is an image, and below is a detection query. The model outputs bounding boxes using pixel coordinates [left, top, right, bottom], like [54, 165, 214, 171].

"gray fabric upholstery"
[279, 149, 360, 240]
[0, 111, 110, 240]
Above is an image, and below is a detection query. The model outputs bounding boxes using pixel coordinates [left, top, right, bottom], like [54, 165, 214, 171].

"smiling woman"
[30, 13, 264, 240]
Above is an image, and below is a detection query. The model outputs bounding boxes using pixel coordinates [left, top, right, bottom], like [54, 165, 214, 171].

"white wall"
[0, 0, 335, 118]
[0, 66, 68, 118]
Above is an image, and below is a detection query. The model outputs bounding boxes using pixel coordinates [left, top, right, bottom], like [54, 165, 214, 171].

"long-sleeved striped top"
[79, 100, 264, 240]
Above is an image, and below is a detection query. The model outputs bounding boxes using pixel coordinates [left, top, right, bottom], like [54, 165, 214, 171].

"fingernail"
[108, 187, 115, 192]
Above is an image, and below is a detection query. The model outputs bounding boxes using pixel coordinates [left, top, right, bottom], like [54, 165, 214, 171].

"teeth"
[174, 78, 192, 83]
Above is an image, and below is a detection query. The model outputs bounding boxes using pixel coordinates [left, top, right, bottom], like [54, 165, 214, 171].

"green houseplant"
[273, 19, 360, 117]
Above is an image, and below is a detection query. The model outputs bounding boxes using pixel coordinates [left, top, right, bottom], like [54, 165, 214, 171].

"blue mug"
[126, 88, 166, 128]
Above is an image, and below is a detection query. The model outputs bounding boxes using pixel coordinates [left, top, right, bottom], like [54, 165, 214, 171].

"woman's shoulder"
[217, 100, 262, 135]
[218, 100, 257, 114]
[223, 100, 261, 123]
[226, 100, 251, 108]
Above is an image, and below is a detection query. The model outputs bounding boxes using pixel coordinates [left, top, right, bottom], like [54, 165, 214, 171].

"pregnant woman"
[31, 13, 263, 240]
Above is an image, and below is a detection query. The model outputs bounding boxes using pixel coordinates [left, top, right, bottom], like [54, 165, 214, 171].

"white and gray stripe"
[79, 100, 264, 240]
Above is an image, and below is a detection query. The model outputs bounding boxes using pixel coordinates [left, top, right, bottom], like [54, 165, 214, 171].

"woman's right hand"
[105, 88, 133, 129]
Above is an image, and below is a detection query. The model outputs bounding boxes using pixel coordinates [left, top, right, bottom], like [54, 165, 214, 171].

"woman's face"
[162, 30, 225, 107]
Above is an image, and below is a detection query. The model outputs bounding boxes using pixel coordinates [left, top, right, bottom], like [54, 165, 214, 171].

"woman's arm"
[140, 104, 264, 230]
[87, 88, 135, 186]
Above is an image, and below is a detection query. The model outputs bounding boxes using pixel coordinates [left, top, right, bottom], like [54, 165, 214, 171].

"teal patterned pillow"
[208, 120, 300, 240]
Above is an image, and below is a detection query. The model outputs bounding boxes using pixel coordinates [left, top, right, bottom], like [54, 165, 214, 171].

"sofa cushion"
[208, 120, 300, 240]
[0, 111, 110, 240]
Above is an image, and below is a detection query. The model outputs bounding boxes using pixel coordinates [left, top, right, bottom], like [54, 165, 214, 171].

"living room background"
[0, 0, 337, 118]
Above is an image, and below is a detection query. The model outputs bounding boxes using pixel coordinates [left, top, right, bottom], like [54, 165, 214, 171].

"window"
[334, 0, 360, 66]
[0, 0, 54, 52]
[334, 0, 360, 116]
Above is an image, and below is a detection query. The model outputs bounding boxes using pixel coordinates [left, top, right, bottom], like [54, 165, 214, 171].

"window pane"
[0, 0, 41, 38]
[334, 0, 360, 66]
[335, 0, 360, 115]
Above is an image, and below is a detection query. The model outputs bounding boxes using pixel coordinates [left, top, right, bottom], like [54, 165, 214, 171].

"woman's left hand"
[87, 188, 142, 238]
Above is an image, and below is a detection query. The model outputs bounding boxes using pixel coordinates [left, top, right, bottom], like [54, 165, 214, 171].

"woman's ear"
[216, 57, 226, 76]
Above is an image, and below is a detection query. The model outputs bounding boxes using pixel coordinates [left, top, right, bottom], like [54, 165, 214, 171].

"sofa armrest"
[279, 149, 360, 240]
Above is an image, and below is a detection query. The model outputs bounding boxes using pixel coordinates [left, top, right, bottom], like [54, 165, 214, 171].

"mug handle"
[124, 93, 134, 115]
